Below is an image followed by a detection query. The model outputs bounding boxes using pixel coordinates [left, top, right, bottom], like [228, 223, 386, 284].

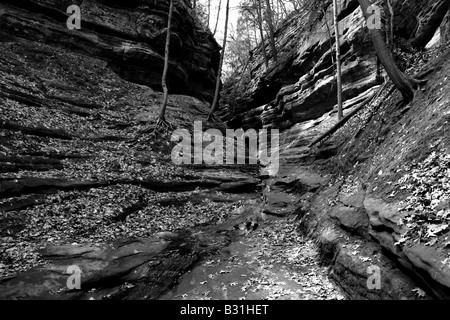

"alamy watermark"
[66, 5, 81, 30]
[63, 1, 385, 172]
[66, 265, 82, 290]
[64, 3, 383, 31]
[367, 265, 381, 290]
[170, 121, 280, 175]
[366, 5, 382, 30]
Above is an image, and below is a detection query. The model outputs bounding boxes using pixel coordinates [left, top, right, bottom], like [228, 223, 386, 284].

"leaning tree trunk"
[357, 0, 415, 102]
[207, 0, 230, 121]
[265, 0, 278, 61]
[333, 0, 343, 120]
[384, 0, 394, 50]
[212, 0, 222, 36]
[158, 0, 174, 123]
[207, 0, 211, 27]
[256, 0, 269, 69]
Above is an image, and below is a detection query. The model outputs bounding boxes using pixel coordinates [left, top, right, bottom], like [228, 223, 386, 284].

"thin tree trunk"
[253, 24, 259, 47]
[213, 0, 222, 36]
[245, 19, 253, 49]
[322, 5, 336, 79]
[357, 0, 415, 102]
[384, 0, 394, 50]
[278, 0, 288, 19]
[207, 0, 211, 28]
[265, 0, 278, 61]
[270, 0, 278, 27]
[333, 0, 343, 120]
[256, 0, 269, 68]
[158, 0, 174, 122]
[207, 0, 230, 121]
[309, 83, 390, 148]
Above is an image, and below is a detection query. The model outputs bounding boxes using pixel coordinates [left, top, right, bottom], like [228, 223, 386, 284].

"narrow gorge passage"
[0, 37, 344, 297]
[1, 0, 450, 303]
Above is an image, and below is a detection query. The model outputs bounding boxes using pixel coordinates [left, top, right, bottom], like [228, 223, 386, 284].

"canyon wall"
[225, 0, 448, 132]
[0, 0, 220, 102]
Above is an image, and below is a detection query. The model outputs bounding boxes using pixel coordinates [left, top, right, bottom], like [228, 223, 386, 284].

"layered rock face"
[221, 0, 450, 300]
[0, 1, 251, 299]
[0, 0, 220, 102]
[227, 0, 379, 131]
[226, 0, 448, 132]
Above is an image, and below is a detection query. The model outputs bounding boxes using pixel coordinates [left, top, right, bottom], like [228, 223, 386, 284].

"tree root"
[408, 76, 429, 90]
[154, 117, 175, 133]
[308, 82, 388, 148]
[206, 113, 222, 123]
[414, 66, 437, 80]
[407, 65, 438, 93]
[138, 117, 174, 135]
[128, 117, 175, 147]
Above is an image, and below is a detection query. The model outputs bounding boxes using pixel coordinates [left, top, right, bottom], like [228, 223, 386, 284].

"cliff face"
[227, 0, 375, 130]
[0, 0, 220, 102]
[0, 0, 236, 299]
[225, 0, 447, 131]
[220, 0, 450, 300]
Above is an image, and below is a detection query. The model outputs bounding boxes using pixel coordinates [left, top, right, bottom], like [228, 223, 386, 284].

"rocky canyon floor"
[1, 25, 450, 302]
[0, 41, 346, 300]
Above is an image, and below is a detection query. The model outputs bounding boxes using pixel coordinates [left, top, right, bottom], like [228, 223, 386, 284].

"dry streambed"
[161, 218, 344, 300]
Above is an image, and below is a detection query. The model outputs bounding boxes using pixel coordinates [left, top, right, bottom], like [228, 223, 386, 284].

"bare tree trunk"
[357, 0, 415, 102]
[253, 24, 259, 47]
[385, 0, 394, 49]
[158, 0, 174, 122]
[245, 19, 254, 49]
[207, 0, 211, 28]
[278, 0, 288, 19]
[265, 0, 278, 61]
[322, 5, 336, 83]
[333, 0, 343, 120]
[270, 0, 278, 27]
[309, 83, 390, 148]
[207, 0, 230, 121]
[213, 0, 222, 36]
[256, 0, 269, 68]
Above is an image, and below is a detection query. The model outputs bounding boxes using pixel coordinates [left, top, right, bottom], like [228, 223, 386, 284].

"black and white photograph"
[0, 0, 449, 310]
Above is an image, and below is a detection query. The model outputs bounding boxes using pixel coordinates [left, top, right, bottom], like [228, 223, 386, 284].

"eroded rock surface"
[0, 0, 220, 102]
